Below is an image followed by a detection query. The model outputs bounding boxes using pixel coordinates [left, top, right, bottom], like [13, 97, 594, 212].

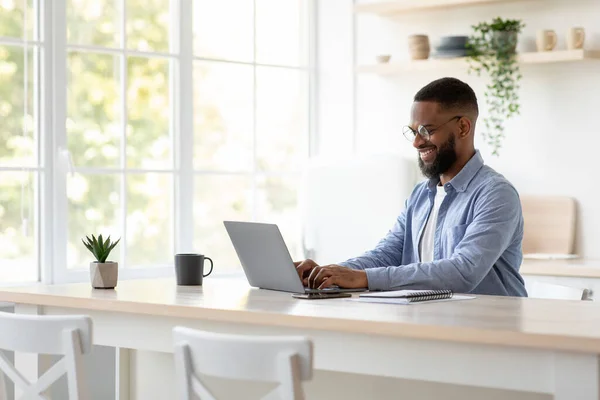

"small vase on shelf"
[408, 34, 430, 60]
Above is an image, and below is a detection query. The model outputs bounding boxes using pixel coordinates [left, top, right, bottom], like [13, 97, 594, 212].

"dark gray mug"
[174, 254, 213, 286]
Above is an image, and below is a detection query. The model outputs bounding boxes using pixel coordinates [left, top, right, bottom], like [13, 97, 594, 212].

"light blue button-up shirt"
[339, 150, 527, 297]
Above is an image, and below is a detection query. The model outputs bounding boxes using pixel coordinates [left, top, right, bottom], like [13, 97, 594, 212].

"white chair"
[0, 312, 92, 400]
[528, 281, 591, 300]
[173, 327, 313, 400]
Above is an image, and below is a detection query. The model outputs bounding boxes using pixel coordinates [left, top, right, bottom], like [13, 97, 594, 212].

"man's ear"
[459, 117, 472, 138]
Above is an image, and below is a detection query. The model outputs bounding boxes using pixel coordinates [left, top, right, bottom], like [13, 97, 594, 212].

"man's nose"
[413, 133, 426, 149]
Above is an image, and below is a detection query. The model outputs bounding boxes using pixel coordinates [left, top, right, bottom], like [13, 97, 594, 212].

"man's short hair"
[414, 77, 479, 115]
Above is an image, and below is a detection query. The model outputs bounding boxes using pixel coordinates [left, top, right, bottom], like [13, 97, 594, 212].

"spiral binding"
[407, 290, 453, 302]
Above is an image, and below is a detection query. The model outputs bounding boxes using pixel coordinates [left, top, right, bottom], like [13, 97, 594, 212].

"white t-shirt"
[419, 185, 447, 263]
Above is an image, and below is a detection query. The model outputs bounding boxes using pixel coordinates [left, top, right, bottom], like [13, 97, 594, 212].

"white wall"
[320, 0, 600, 257]
[316, 0, 356, 156]
[313, 0, 421, 261]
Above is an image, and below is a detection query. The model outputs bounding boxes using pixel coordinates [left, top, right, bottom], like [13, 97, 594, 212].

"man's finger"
[311, 268, 333, 289]
[295, 260, 314, 280]
[318, 275, 337, 290]
[295, 259, 315, 268]
[307, 266, 319, 288]
[296, 260, 318, 278]
[296, 263, 310, 276]
[308, 266, 327, 289]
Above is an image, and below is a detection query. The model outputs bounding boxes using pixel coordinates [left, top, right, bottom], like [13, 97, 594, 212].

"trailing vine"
[467, 17, 525, 156]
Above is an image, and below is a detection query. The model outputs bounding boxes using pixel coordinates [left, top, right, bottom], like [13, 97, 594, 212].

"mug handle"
[203, 257, 213, 277]
[576, 28, 585, 49]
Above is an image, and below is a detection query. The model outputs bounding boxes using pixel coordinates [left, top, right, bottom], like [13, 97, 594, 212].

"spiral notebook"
[357, 289, 474, 305]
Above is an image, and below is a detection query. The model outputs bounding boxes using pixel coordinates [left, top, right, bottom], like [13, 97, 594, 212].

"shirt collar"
[427, 150, 484, 193]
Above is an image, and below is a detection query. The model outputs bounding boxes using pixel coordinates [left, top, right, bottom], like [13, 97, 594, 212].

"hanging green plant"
[467, 17, 525, 156]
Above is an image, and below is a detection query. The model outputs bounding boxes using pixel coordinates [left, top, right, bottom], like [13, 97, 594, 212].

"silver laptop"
[224, 221, 365, 294]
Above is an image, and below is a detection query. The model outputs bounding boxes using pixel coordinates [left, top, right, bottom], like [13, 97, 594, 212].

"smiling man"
[295, 77, 527, 297]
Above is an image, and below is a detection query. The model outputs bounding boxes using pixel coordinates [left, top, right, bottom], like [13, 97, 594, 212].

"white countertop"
[2, 277, 600, 353]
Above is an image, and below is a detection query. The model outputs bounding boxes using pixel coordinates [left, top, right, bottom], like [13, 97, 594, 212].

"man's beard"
[418, 134, 457, 180]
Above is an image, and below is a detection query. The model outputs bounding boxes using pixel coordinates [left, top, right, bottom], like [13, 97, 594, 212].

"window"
[65, 0, 174, 276]
[0, 0, 39, 283]
[192, 0, 311, 270]
[0, 0, 314, 283]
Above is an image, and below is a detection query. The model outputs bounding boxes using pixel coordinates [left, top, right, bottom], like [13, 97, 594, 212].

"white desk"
[0, 277, 599, 399]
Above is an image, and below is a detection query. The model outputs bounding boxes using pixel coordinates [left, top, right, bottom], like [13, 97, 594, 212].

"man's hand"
[307, 265, 368, 290]
[294, 259, 319, 286]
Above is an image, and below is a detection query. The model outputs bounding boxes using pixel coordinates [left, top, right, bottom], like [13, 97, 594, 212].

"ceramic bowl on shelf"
[432, 49, 469, 59]
[375, 54, 391, 63]
[433, 35, 470, 59]
[437, 35, 469, 50]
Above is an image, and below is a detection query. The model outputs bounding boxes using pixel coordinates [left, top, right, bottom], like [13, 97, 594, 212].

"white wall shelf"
[357, 50, 600, 75]
[354, 0, 522, 16]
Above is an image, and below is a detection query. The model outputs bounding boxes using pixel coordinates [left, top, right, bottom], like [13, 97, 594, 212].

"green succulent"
[82, 234, 121, 263]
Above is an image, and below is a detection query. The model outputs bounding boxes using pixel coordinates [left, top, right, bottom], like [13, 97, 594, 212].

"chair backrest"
[528, 281, 591, 300]
[173, 327, 313, 400]
[521, 195, 577, 255]
[0, 312, 93, 400]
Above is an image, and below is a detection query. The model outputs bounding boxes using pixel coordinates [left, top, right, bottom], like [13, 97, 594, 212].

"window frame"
[0, 0, 45, 285]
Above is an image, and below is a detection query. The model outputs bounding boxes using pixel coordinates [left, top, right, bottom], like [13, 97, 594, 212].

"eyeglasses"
[402, 115, 462, 142]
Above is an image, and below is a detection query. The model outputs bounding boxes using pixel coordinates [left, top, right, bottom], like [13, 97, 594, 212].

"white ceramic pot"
[90, 261, 118, 289]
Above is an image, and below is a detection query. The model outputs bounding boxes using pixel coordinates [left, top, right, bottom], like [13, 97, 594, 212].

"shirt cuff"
[365, 267, 390, 291]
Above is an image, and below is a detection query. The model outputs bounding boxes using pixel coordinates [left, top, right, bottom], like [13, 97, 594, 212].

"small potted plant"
[82, 234, 121, 289]
[467, 17, 525, 156]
